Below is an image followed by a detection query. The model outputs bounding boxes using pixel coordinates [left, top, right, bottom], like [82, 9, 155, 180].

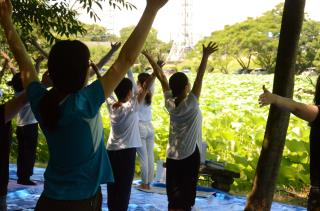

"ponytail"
[39, 88, 67, 131]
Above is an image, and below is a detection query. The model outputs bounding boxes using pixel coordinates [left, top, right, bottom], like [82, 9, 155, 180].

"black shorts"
[166, 147, 200, 211]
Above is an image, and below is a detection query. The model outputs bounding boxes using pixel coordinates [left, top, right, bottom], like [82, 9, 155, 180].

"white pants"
[137, 121, 154, 184]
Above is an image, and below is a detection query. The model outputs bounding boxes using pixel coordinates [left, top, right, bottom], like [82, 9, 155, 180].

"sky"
[78, 0, 320, 43]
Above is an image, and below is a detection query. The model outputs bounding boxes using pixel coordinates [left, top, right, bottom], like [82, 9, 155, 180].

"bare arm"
[4, 93, 27, 123]
[0, 51, 16, 75]
[191, 42, 218, 99]
[0, 0, 39, 88]
[99, 0, 168, 98]
[88, 42, 121, 78]
[29, 38, 49, 58]
[127, 69, 138, 93]
[34, 55, 45, 74]
[142, 50, 170, 93]
[259, 85, 319, 122]
[137, 73, 156, 104]
[90, 61, 102, 79]
[97, 42, 121, 70]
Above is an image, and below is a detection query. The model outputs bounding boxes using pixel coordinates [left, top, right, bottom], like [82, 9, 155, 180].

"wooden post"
[245, 0, 306, 210]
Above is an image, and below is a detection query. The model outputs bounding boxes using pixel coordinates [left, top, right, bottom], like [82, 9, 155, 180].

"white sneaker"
[0, 195, 7, 211]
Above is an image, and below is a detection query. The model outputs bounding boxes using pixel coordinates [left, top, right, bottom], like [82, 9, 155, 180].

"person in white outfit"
[128, 70, 155, 190]
[106, 69, 155, 211]
[142, 43, 218, 211]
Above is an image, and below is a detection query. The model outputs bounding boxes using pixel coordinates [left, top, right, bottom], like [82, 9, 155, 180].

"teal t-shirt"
[27, 80, 113, 200]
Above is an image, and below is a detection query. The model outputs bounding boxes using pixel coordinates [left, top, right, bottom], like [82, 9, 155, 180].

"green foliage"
[187, 3, 320, 74]
[8, 0, 134, 43]
[81, 23, 119, 42]
[296, 19, 320, 72]
[6, 73, 315, 193]
[0, 0, 134, 57]
[147, 73, 314, 192]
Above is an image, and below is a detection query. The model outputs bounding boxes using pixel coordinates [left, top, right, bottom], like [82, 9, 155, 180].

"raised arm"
[142, 50, 169, 93]
[0, 51, 16, 74]
[127, 69, 138, 93]
[137, 72, 156, 104]
[90, 61, 102, 79]
[34, 55, 45, 74]
[259, 85, 319, 122]
[88, 42, 121, 79]
[99, 0, 168, 98]
[0, 0, 39, 88]
[191, 42, 218, 99]
[4, 93, 27, 123]
[97, 42, 121, 70]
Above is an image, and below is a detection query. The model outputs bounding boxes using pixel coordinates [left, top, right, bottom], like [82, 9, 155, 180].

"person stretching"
[142, 42, 218, 211]
[106, 69, 155, 211]
[0, 0, 169, 210]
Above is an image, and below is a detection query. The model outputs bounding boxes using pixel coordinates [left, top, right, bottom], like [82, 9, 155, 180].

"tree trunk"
[245, 1, 305, 210]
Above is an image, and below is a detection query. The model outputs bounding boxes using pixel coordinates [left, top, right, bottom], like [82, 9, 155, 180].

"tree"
[0, 0, 134, 55]
[190, 2, 320, 74]
[10, 0, 134, 43]
[245, 0, 306, 210]
[296, 19, 320, 73]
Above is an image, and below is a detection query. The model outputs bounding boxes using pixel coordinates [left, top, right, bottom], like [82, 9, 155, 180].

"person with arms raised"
[0, 0, 168, 210]
[143, 42, 218, 211]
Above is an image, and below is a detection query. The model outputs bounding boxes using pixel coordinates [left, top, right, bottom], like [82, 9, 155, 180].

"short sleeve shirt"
[106, 95, 142, 150]
[27, 80, 113, 200]
[164, 91, 203, 160]
[15, 91, 37, 126]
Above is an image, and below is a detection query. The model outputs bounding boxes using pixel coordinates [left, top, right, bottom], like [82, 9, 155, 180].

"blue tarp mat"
[6, 164, 306, 211]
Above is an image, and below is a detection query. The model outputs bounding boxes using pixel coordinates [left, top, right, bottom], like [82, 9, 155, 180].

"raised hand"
[111, 42, 121, 52]
[142, 50, 169, 92]
[259, 85, 277, 107]
[146, 0, 169, 10]
[34, 55, 45, 64]
[157, 53, 166, 68]
[0, 51, 10, 61]
[202, 41, 218, 58]
[0, 0, 13, 26]
[142, 50, 160, 75]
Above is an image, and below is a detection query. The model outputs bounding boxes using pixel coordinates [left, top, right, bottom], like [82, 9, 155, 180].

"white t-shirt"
[15, 92, 38, 127]
[164, 91, 203, 160]
[106, 95, 142, 150]
[138, 103, 152, 122]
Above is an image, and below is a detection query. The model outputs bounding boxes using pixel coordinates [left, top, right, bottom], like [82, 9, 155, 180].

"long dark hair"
[138, 72, 152, 106]
[169, 72, 189, 98]
[39, 40, 90, 131]
[314, 75, 320, 105]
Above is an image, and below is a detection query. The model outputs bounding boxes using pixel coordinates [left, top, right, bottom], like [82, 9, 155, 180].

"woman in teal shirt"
[0, 0, 168, 210]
